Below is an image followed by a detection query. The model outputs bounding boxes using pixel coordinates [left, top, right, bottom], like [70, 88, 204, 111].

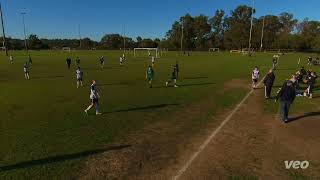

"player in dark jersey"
[84, 80, 102, 115]
[146, 65, 154, 88]
[304, 71, 317, 99]
[76, 57, 81, 66]
[66, 57, 72, 69]
[175, 61, 179, 79]
[28, 55, 32, 65]
[99, 56, 105, 69]
[166, 65, 179, 87]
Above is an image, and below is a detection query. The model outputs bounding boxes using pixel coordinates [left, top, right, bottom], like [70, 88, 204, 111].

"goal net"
[62, 47, 71, 52]
[209, 48, 219, 53]
[134, 48, 159, 58]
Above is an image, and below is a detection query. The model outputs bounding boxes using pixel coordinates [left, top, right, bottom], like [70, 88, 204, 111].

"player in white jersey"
[9, 55, 13, 64]
[76, 67, 83, 88]
[151, 56, 155, 66]
[23, 62, 30, 80]
[120, 56, 123, 66]
[252, 66, 260, 89]
[84, 80, 102, 115]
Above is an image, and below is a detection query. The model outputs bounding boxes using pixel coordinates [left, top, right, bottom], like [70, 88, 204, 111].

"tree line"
[2, 5, 320, 52]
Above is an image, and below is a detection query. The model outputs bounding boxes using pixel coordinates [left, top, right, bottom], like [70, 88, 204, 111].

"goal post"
[134, 48, 160, 58]
[209, 48, 219, 53]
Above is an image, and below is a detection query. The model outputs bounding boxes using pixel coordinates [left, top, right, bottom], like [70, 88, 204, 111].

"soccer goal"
[209, 48, 219, 53]
[62, 47, 71, 52]
[134, 48, 160, 58]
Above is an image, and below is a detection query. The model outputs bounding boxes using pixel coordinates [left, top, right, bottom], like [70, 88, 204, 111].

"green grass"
[0, 50, 319, 179]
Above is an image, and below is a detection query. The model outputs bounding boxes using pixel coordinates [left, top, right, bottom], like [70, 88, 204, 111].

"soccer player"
[23, 62, 30, 80]
[99, 56, 105, 69]
[148, 51, 151, 57]
[84, 80, 102, 115]
[307, 57, 312, 66]
[151, 56, 155, 66]
[28, 55, 32, 65]
[252, 66, 260, 89]
[76, 67, 84, 88]
[75, 57, 81, 66]
[175, 61, 179, 79]
[304, 71, 317, 99]
[9, 55, 13, 64]
[122, 53, 126, 61]
[166, 65, 179, 88]
[263, 69, 275, 99]
[146, 65, 154, 88]
[119, 56, 123, 66]
[66, 57, 72, 69]
[272, 55, 279, 70]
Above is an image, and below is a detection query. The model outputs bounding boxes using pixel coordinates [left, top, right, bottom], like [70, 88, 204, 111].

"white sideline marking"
[173, 78, 265, 180]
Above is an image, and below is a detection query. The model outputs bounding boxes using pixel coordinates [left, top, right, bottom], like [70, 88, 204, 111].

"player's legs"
[174, 79, 178, 87]
[85, 100, 94, 113]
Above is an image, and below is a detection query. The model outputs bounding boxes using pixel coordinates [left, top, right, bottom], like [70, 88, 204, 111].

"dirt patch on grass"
[222, 78, 250, 92]
[179, 88, 320, 179]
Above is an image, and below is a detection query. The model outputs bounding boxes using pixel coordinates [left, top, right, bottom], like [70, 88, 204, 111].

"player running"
[146, 65, 154, 88]
[252, 66, 260, 89]
[166, 65, 179, 87]
[23, 62, 30, 80]
[66, 57, 72, 69]
[99, 56, 105, 69]
[84, 80, 102, 115]
[76, 67, 84, 88]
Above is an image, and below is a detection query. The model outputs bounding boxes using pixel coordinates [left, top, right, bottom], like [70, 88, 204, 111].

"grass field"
[0, 50, 319, 179]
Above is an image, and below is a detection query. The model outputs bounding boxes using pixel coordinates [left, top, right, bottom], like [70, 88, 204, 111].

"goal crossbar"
[134, 48, 159, 58]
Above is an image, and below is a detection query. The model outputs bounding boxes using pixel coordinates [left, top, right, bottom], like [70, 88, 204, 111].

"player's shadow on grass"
[0, 145, 131, 172]
[275, 68, 297, 71]
[83, 82, 131, 87]
[179, 82, 216, 87]
[154, 82, 215, 88]
[31, 75, 64, 80]
[289, 112, 320, 122]
[106, 103, 179, 114]
[183, 76, 208, 80]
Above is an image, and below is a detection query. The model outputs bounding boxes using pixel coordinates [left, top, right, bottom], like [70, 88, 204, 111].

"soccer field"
[0, 51, 319, 179]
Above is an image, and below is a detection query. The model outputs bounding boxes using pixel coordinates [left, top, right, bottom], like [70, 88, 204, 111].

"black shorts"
[91, 98, 99, 104]
[77, 77, 83, 81]
[253, 79, 258, 83]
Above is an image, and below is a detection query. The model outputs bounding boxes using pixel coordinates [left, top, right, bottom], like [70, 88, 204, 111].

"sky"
[1, 0, 320, 41]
